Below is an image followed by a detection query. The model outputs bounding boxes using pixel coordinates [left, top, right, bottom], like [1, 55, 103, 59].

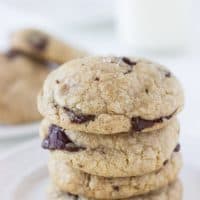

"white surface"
[0, 123, 39, 140]
[0, 139, 200, 199]
[0, 139, 47, 199]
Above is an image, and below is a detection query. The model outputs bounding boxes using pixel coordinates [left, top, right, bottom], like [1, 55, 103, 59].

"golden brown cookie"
[11, 29, 87, 64]
[48, 152, 182, 199]
[38, 56, 184, 134]
[0, 51, 50, 124]
[40, 118, 180, 177]
[47, 180, 182, 200]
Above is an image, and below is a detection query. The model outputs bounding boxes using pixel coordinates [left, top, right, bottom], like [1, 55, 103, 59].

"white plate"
[1, 139, 200, 200]
[0, 122, 39, 140]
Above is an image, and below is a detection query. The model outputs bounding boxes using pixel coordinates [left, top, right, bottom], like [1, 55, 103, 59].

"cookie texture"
[46, 180, 183, 200]
[40, 118, 180, 177]
[47, 180, 182, 200]
[38, 56, 184, 134]
[11, 29, 87, 64]
[48, 152, 182, 199]
[0, 52, 50, 124]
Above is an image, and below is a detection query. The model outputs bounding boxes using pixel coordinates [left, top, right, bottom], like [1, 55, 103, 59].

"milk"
[116, 0, 188, 51]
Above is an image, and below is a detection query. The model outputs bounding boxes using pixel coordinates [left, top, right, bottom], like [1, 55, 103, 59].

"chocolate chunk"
[64, 107, 95, 124]
[122, 57, 137, 66]
[131, 110, 176, 131]
[112, 185, 120, 191]
[95, 77, 99, 81]
[174, 144, 181, 152]
[131, 117, 162, 132]
[165, 72, 171, 77]
[42, 124, 85, 152]
[67, 193, 79, 200]
[28, 33, 48, 51]
[163, 160, 168, 166]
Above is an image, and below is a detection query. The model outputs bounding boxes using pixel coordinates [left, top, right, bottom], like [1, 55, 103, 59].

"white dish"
[0, 122, 39, 140]
[1, 139, 200, 200]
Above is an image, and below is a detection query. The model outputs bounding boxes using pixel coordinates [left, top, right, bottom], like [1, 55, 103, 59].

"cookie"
[47, 179, 182, 200]
[38, 56, 184, 134]
[11, 28, 87, 64]
[40, 118, 180, 177]
[0, 51, 50, 124]
[48, 152, 181, 199]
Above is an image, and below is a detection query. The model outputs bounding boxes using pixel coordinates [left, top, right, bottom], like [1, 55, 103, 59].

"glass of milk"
[115, 0, 188, 51]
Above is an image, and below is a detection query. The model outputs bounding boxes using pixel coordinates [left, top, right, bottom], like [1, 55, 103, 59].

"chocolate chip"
[56, 80, 60, 84]
[42, 124, 85, 152]
[99, 148, 106, 154]
[165, 72, 171, 77]
[163, 160, 168, 166]
[124, 69, 132, 75]
[174, 144, 181, 152]
[67, 193, 79, 200]
[122, 57, 137, 66]
[5, 49, 20, 58]
[95, 77, 99, 81]
[63, 107, 95, 124]
[4, 49, 58, 68]
[145, 88, 149, 94]
[121, 57, 136, 74]
[131, 110, 176, 131]
[28, 33, 48, 51]
[112, 186, 120, 191]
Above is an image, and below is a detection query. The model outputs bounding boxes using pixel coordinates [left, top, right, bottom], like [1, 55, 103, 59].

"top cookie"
[38, 56, 184, 134]
[11, 29, 87, 64]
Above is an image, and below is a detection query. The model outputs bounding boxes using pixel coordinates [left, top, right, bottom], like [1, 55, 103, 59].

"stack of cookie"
[38, 56, 184, 200]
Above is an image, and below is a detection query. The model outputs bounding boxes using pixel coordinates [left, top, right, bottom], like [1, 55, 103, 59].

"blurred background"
[0, 0, 199, 164]
[0, 0, 199, 53]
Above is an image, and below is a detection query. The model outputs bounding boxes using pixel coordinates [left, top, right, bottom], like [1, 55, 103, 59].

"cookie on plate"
[40, 118, 180, 177]
[38, 56, 184, 134]
[11, 29, 87, 64]
[0, 51, 50, 124]
[47, 180, 182, 200]
[48, 152, 182, 199]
